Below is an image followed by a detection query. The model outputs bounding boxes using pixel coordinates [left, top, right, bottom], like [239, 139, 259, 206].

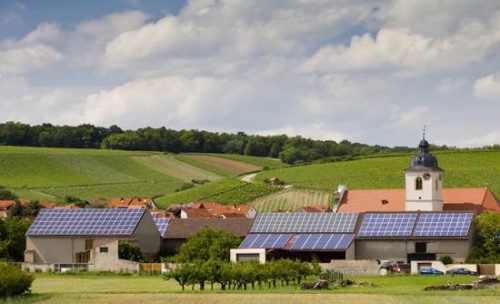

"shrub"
[439, 255, 454, 265]
[118, 241, 144, 262]
[0, 264, 34, 298]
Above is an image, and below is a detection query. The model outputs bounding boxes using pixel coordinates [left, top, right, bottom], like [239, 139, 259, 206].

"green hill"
[255, 150, 500, 196]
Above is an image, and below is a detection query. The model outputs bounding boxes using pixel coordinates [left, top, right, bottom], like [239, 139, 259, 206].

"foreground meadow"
[5, 273, 497, 303]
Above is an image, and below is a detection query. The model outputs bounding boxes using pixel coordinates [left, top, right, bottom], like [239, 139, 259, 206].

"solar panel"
[250, 213, 359, 233]
[358, 213, 417, 237]
[413, 213, 474, 237]
[239, 233, 291, 249]
[153, 218, 170, 236]
[291, 234, 354, 250]
[27, 208, 145, 236]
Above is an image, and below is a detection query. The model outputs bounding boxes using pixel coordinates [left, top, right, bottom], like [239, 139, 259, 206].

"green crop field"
[199, 153, 289, 170]
[156, 178, 282, 208]
[5, 273, 497, 303]
[252, 189, 334, 212]
[0, 146, 228, 203]
[256, 151, 500, 196]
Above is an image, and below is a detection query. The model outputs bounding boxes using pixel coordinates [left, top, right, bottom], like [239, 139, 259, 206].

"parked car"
[379, 260, 402, 275]
[447, 268, 478, 276]
[419, 267, 444, 275]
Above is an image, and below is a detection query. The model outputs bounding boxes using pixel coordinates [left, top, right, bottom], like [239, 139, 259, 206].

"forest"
[0, 121, 497, 164]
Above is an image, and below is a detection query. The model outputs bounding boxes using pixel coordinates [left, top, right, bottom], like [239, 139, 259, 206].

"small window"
[99, 247, 109, 253]
[415, 177, 423, 190]
[435, 179, 439, 191]
[415, 242, 427, 253]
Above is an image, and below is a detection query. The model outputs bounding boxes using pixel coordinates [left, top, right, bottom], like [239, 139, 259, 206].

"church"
[337, 137, 499, 213]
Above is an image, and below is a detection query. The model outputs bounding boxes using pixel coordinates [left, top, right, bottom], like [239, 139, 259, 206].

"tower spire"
[422, 125, 426, 140]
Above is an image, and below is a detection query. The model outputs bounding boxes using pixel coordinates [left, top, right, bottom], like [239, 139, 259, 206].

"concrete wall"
[133, 212, 161, 254]
[355, 239, 471, 262]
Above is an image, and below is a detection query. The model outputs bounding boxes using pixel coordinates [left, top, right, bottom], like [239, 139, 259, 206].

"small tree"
[0, 264, 34, 298]
[440, 255, 454, 265]
[466, 212, 500, 263]
[118, 241, 144, 262]
[164, 264, 193, 291]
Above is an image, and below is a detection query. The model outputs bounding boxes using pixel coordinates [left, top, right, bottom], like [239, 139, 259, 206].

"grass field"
[156, 178, 282, 208]
[252, 189, 334, 212]
[180, 154, 262, 175]
[200, 153, 288, 170]
[255, 151, 500, 196]
[0, 146, 226, 202]
[6, 273, 497, 303]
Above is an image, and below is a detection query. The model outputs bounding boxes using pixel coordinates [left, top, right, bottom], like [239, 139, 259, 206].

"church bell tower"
[405, 129, 444, 211]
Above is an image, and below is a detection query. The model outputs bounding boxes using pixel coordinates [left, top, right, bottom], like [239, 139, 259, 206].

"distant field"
[181, 154, 262, 175]
[133, 155, 223, 182]
[0, 146, 221, 202]
[252, 189, 334, 212]
[256, 151, 500, 196]
[156, 178, 281, 208]
[13, 273, 498, 304]
[201, 153, 288, 170]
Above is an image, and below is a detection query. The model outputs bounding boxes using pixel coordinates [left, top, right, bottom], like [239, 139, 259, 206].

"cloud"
[473, 74, 500, 99]
[257, 124, 347, 142]
[303, 23, 500, 73]
[0, 2, 26, 25]
[0, 22, 63, 75]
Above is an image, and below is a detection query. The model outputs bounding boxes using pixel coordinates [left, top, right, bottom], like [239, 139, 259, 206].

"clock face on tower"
[423, 173, 431, 180]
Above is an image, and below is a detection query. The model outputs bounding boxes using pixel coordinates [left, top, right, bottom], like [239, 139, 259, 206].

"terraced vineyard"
[251, 189, 334, 212]
[200, 153, 288, 170]
[179, 154, 262, 175]
[156, 178, 281, 208]
[256, 151, 500, 196]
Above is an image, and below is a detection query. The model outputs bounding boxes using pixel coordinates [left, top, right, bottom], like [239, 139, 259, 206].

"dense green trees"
[1, 121, 494, 165]
[467, 212, 500, 263]
[0, 264, 34, 298]
[118, 241, 145, 262]
[0, 217, 32, 261]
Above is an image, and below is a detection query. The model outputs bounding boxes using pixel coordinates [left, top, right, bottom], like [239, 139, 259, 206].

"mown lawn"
[9, 273, 496, 303]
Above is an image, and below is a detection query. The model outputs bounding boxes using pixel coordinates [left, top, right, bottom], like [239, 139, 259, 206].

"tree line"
[1, 121, 498, 164]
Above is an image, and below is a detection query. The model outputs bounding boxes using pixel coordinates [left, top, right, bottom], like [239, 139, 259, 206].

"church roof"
[406, 139, 443, 172]
[337, 188, 499, 213]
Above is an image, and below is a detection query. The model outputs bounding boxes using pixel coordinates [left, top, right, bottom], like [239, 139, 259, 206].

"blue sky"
[0, 0, 499, 147]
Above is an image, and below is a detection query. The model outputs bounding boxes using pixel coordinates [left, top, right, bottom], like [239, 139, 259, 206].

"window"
[435, 179, 439, 191]
[415, 177, 423, 190]
[99, 247, 109, 253]
[85, 239, 93, 250]
[415, 242, 427, 253]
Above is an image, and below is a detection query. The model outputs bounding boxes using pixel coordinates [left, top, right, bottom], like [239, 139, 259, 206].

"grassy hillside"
[198, 153, 288, 170]
[179, 154, 262, 175]
[256, 151, 500, 196]
[0, 146, 226, 202]
[156, 178, 281, 208]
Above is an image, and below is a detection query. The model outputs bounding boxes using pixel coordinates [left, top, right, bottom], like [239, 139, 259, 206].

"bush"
[118, 241, 144, 262]
[175, 183, 195, 192]
[0, 264, 34, 298]
[439, 255, 454, 265]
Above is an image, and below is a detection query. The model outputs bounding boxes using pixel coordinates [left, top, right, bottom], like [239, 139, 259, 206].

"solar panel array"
[358, 213, 417, 237]
[27, 208, 145, 236]
[250, 213, 359, 233]
[239, 233, 291, 249]
[153, 218, 170, 235]
[291, 234, 354, 250]
[413, 213, 473, 237]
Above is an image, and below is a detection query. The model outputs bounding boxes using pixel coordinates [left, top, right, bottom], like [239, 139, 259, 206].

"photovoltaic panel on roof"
[413, 213, 473, 237]
[291, 234, 354, 250]
[239, 234, 292, 249]
[26, 208, 145, 236]
[153, 218, 169, 235]
[250, 212, 359, 234]
[357, 213, 417, 237]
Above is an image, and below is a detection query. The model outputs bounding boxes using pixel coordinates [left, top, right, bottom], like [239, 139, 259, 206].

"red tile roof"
[181, 208, 213, 218]
[337, 188, 499, 213]
[301, 205, 331, 213]
[0, 200, 16, 209]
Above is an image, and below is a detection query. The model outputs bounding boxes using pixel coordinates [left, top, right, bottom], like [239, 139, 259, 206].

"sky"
[0, 0, 499, 147]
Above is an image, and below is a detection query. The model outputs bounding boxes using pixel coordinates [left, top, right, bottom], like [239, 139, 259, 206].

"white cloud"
[473, 74, 500, 99]
[395, 106, 437, 127]
[458, 130, 500, 147]
[257, 124, 347, 141]
[303, 22, 500, 73]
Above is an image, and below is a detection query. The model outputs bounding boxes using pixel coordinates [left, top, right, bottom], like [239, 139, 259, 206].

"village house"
[169, 202, 257, 219]
[23, 208, 160, 272]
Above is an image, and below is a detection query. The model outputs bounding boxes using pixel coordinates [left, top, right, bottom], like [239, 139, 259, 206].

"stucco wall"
[133, 212, 161, 254]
